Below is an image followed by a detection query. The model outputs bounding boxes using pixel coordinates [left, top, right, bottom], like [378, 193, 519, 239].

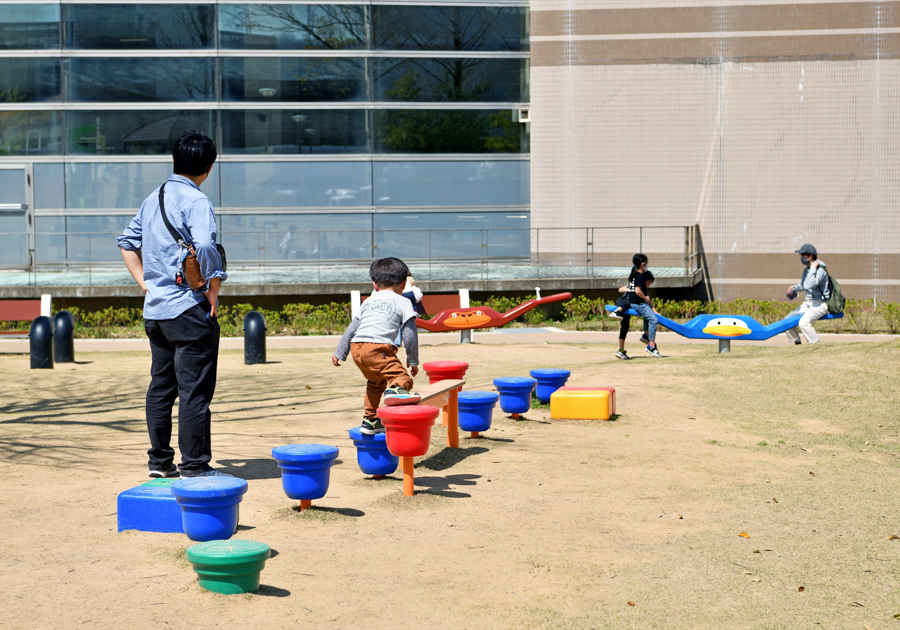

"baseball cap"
[794, 244, 817, 256]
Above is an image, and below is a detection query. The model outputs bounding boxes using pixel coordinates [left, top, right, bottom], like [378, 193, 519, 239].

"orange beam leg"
[402, 456, 415, 497]
[512, 413, 519, 420]
[448, 388, 459, 449]
[442, 406, 448, 427]
[471, 431, 480, 438]
[299, 499, 312, 510]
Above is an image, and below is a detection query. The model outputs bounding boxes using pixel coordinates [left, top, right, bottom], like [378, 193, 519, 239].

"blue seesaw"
[605, 305, 843, 353]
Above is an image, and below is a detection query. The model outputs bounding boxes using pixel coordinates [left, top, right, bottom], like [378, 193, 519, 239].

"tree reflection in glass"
[373, 6, 527, 51]
[219, 4, 366, 50]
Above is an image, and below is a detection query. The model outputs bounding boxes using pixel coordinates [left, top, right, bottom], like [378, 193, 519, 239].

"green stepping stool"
[186, 539, 271, 594]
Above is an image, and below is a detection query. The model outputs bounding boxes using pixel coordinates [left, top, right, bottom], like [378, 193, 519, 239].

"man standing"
[117, 130, 231, 478]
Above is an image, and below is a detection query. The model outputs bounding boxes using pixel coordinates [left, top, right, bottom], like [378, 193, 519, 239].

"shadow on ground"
[216, 458, 281, 479]
[414, 473, 481, 498]
[417, 446, 488, 471]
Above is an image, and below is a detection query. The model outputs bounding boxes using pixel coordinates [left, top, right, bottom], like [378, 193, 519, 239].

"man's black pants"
[145, 302, 220, 474]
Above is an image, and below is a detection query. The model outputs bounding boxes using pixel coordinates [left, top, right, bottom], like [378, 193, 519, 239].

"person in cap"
[785, 244, 830, 345]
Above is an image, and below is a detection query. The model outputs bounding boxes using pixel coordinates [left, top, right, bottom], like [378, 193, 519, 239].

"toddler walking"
[333, 258, 421, 434]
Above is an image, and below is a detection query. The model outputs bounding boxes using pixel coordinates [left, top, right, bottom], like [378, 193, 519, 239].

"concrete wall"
[531, 1, 900, 301]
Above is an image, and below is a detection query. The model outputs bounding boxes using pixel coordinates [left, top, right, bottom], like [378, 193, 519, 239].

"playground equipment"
[422, 360, 468, 426]
[415, 292, 572, 333]
[551, 387, 616, 420]
[243, 310, 266, 364]
[457, 391, 499, 437]
[271, 444, 339, 510]
[493, 376, 537, 419]
[170, 477, 248, 542]
[186, 539, 272, 595]
[117, 478, 184, 534]
[348, 428, 399, 478]
[605, 306, 844, 353]
[530, 369, 571, 403]
[379, 404, 441, 497]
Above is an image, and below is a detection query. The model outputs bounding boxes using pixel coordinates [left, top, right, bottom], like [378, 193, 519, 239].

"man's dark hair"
[173, 130, 217, 176]
[370, 257, 409, 288]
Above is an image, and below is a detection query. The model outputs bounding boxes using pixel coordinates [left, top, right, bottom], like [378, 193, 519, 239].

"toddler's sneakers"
[615, 349, 631, 360]
[360, 417, 385, 435]
[639, 334, 650, 345]
[608, 309, 623, 320]
[383, 386, 421, 406]
[646, 344, 663, 358]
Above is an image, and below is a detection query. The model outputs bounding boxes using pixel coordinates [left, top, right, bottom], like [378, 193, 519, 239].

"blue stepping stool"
[117, 478, 184, 534]
[272, 444, 339, 510]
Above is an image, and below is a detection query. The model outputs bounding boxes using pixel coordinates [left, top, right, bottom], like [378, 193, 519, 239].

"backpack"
[825, 272, 845, 314]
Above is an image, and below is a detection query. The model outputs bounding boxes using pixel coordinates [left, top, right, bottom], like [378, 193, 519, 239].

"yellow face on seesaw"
[701, 318, 753, 337]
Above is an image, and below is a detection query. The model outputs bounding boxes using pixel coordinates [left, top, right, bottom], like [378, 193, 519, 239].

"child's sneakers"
[360, 417, 385, 435]
[615, 349, 630, 360]
[383, 386, 421, 406]
[608, 309, 623, 320]
[639, 334, 650, 345]
[646, 344, 663, 358]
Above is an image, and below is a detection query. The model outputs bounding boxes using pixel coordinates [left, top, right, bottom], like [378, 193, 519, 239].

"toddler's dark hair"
[370, 257, 409, 288]
[644, 270, 655, 283]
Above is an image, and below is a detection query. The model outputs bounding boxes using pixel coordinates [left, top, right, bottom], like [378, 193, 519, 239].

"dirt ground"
[1, 339, 899, 629]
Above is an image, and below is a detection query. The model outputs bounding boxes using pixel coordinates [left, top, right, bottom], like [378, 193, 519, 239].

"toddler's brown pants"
[350, 343, 414, 419]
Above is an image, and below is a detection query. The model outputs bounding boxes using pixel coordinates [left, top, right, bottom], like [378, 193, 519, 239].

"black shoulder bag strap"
[158, 182, 191, 249]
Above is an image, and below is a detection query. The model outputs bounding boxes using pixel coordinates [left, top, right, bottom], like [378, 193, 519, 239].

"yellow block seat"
[550, 387, 616, 420]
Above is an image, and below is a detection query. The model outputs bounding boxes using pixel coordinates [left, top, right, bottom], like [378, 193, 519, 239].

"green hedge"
[0, 297, 897, 337]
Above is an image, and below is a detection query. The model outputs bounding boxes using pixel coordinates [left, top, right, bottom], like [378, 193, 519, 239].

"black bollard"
[243, 310, 266, 365]
[30, 316, 54, 369]
[53, 310, 75, 363]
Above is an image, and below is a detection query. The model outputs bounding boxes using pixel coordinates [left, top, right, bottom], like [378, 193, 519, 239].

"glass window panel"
[373, 161, 529, 207]
[373, 6, 528, 52]
[373, 212, 529, 259]
[0, 169, 25, 204]
[222, 58, 366, 102]
[0, 212, 27, 266]
[34, 215, 132, 264]
[0, 58, 60, 102]
[62, 5, 214, 49]
[375, 59, 527, 103]
[34, 215, 66, 264]
[0, 5, 60, 50]
[220, 162, 371, 208]
[0, 111, 63, 156]
[65, 162, 220, 209]
[34, 163, 65, 209]
[65, 110, 215, 157]
[221, 110, 367, 155]
[375, 110, 528, 154]
[220, 213, 370, 262]
[64, 58, 214, 102]
[219, 4, 366, 50]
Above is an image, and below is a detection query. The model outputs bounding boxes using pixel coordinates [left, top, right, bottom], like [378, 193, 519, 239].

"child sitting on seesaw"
[609, 253, 661, 358]
[332, 257, 421, 435]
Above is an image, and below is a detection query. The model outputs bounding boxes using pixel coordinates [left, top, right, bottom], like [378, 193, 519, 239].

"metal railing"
[1, 225, 700, 286]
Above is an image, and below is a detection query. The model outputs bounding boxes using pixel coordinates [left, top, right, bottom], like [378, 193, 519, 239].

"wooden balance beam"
[398, 378, 465, 497]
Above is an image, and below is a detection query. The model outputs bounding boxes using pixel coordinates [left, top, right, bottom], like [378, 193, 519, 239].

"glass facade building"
[0, 1, 530, 268]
